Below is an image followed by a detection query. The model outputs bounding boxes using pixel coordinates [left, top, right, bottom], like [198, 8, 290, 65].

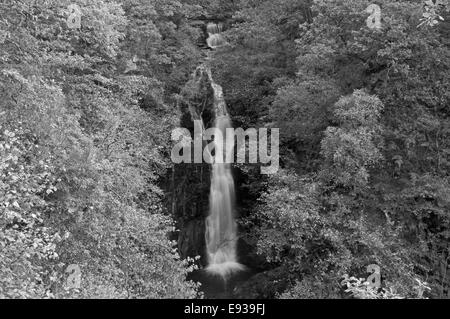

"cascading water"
[182, 23, 243, 279]
[202, 68, 245, 278]
[206, 22, 226, 49]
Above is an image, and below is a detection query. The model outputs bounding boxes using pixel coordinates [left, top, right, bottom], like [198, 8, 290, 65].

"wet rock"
[231, 267, 290, 299]
[237, 237, 270, 271]
[178, 218, 207, 265]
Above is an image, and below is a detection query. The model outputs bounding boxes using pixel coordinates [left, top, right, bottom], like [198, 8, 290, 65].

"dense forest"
[1, 0, 449, 299]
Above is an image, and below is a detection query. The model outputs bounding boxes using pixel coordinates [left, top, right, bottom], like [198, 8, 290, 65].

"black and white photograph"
[0, 0, 449, 306]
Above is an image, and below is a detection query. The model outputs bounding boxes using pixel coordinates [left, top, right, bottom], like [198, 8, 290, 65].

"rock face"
[178, 219, 206, 265]
[237, 237, 269, 271]
[179, 65, 216, 130]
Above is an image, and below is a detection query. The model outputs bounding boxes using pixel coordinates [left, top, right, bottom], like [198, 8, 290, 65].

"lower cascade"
[204, 68, 245, 278]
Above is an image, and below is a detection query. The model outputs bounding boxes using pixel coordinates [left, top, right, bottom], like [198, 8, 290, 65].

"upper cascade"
[206, 22, 227, 49]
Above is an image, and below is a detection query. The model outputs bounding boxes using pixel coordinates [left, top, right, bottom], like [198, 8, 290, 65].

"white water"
[204, 69, 244, 278]
[206, 22, 226, 49]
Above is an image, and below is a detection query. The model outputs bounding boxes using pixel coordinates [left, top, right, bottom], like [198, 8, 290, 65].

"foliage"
[320, 90, 384, 191]
[252, 92, 418, 298]
[2, 0, 450, 300]
[0, 0, 200, 299]
[340, 275, 403, 299]
[226, 0, 450, 299]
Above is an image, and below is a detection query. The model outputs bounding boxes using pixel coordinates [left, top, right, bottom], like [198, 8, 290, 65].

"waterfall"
[206, 22, 226, 49]
[182, 22, 242, 278]
[203, 68, 245, 278]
